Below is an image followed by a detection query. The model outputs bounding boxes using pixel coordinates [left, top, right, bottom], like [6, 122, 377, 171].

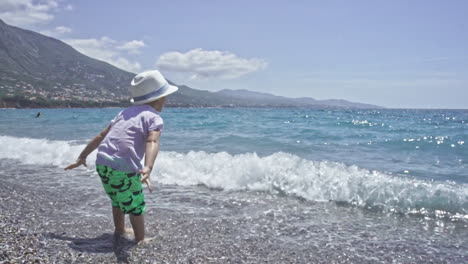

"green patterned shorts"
[96, 164, 146, 216]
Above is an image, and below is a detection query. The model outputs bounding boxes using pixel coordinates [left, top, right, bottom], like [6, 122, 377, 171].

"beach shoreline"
[0, 175, 322, 263]
[2, 169, 468, 263]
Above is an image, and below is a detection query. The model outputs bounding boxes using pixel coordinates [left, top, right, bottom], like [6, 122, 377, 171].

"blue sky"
[1, 0, 467, 108]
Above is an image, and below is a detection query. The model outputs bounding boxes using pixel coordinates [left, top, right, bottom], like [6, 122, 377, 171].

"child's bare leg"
[129, 214, 145, 242]
[112, 207, 126, 235]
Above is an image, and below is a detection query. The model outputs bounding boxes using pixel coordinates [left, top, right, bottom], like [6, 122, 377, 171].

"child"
[65, 70, 177, 243]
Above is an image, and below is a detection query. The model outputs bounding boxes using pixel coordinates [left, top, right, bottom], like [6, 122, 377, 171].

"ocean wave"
[0, 135, 94, 167]
[156, 151, 468, 219]
[1, 135, 467, 219]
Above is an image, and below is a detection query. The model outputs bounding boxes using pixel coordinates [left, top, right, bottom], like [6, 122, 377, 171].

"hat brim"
[130, 85, 178, 105]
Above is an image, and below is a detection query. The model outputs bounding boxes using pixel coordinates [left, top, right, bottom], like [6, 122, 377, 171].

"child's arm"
[64, 125, 111, 170]
[139, 130, 161, 192]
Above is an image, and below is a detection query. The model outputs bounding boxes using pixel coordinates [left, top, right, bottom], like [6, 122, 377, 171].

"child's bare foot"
[114, 228, 134, 237]
[136, 236, 155, 245]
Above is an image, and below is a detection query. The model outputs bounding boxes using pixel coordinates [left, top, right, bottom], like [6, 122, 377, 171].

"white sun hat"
[129, 70, 178, 104]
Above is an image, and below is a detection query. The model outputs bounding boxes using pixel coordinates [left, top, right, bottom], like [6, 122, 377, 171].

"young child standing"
[65, 70, 177, 243]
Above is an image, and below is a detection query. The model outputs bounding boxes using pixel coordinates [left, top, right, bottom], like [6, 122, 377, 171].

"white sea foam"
[0, 135, 95, 167]
[156, 151, 468, 217]
[1, 135, 467, 217]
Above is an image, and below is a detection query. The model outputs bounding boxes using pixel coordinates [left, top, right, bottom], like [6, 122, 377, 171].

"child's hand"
[64, 157, 87, 170]
[139, 166, 153, 193]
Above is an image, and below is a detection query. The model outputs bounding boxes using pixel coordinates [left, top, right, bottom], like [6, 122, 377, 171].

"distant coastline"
[0, 94, 379, 109]
[0, 99, 384, 109]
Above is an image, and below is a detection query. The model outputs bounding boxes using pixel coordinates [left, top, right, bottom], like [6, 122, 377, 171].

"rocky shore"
[1, 167, 466, 263]
[0, 177, 315, 264]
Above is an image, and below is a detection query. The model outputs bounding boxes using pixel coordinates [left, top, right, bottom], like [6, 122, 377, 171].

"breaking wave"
[1, 135, 467, 220]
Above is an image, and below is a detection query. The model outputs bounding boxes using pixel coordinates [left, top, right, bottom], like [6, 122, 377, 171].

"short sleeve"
[109, 111, 123, 127]
[147, 114, 164, 132]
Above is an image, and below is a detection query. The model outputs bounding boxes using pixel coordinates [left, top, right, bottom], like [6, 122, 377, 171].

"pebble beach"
[1, 174, 336, 264]
[2, 170, 467, 263]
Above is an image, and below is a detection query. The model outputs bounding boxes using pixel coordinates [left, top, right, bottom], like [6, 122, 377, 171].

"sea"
[0, 107, 467, 262]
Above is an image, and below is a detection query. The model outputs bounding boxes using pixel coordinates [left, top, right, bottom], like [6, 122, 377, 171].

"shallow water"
[1, 159, 467, 263]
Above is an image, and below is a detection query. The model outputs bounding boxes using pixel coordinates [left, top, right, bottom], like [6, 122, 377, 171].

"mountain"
[215, 89, 380, 108]
[0, 19, 381, 109]
[0, 18, 135, 107]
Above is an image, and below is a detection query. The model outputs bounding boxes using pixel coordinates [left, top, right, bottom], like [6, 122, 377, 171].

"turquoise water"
[1, 108, 466, 183]
[1, 107, 467, 262]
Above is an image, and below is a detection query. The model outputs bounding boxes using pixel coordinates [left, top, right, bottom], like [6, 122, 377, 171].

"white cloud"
[117, 40, 146, 54]
[55, 25, 71, 34]
[64, 37, 143, 73]
[0, 0, 60, 27]
[156, 48, 267, 79]
[40, 25, 72, 37]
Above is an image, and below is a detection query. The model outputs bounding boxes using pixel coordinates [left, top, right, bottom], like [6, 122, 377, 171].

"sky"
[1, 0, 467, 108]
